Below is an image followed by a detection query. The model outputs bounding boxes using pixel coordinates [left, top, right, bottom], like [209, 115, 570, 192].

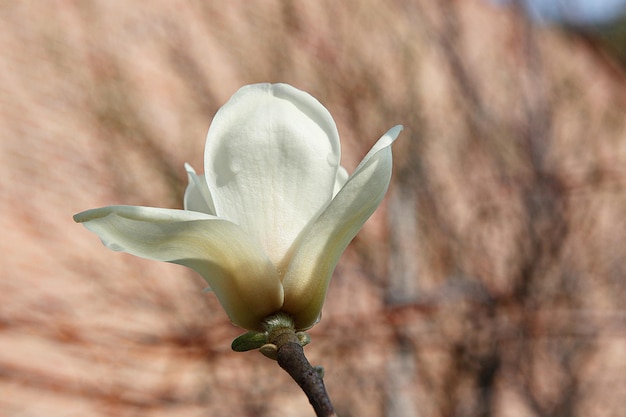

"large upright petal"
[281, 125, 403, 329]
[204, 83, 341, 266]
[73, 206, 283, 330]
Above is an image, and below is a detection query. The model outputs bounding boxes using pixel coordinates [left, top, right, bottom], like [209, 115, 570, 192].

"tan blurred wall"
[1, 1, 624, 416]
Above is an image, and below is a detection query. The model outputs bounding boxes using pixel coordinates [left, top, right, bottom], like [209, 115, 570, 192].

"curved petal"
[183, 163, 216, 215]
[333, 166, 349, 197]
[281, 125, 403, 329]
[204, 83, 341, 265]
[74, 206, 283, 330]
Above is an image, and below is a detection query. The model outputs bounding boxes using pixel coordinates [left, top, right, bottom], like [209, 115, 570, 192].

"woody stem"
[264, 313, 337, 417]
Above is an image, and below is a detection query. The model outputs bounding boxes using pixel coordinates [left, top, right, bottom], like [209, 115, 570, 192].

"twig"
[264, 313, 337, 417]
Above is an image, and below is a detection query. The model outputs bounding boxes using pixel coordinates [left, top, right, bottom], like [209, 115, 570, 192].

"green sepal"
[259, 343, 278, 360]
[231, 331, 268, 352]
[296, 331, 311, 346]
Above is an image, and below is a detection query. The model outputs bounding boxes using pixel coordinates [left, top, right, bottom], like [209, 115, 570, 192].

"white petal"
[183, 163, 216, 215]
[333, 166, 349, 197]
[204, 83, 341, 265]
[281, 126, 402, 329]
[74, 206, 283, 330]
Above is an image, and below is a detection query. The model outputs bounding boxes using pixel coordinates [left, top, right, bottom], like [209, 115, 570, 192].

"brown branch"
[265, 314, 337, 417]
[277, 341, 337, 417]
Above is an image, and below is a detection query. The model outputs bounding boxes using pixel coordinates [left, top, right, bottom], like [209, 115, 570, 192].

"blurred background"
[1, 1, 625, 416]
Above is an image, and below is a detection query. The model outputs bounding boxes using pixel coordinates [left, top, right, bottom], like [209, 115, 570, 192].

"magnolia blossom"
[74, 83, 402, 331]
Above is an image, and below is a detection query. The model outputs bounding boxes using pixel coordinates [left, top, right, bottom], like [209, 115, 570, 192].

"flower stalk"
[263, 313, 337, 417]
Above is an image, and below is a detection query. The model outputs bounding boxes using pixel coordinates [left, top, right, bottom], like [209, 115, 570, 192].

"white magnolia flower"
[74, 83, 402, 331]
